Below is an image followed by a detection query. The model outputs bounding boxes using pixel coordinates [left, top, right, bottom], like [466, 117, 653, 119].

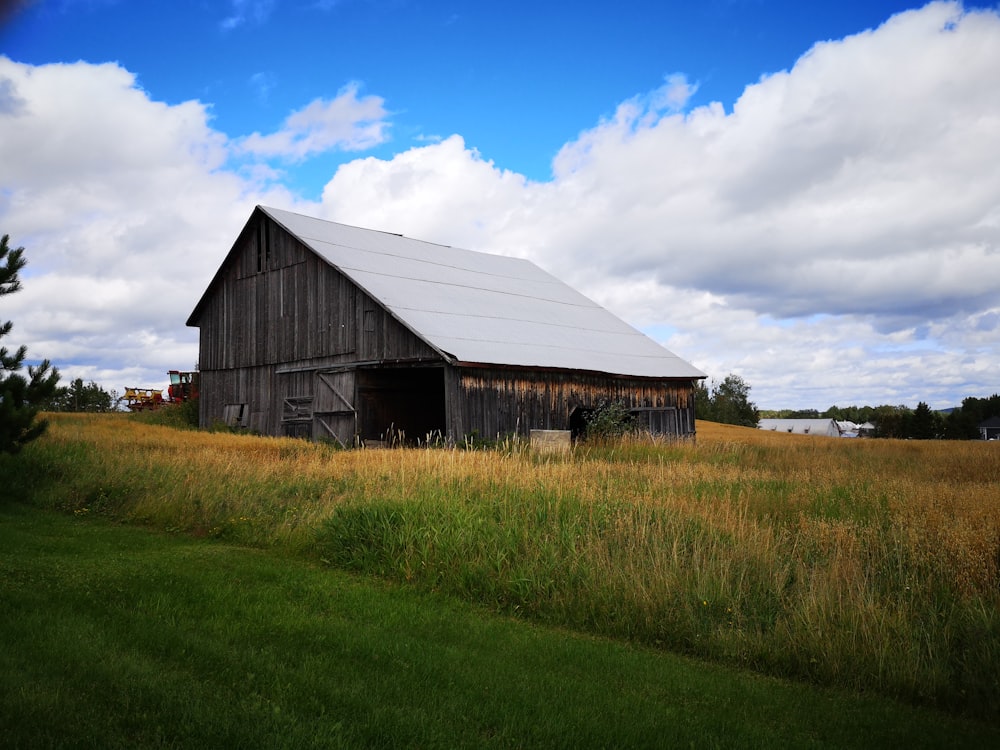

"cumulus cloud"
[531, 2, 1000, 323]
[0, 75, 25, 114]
[316, 1, 1000, 408]
[320, 135, 534, 250]
[1, 1, 998, 410]
[237, 83, 391, 161]
[0, 56, 300, 393]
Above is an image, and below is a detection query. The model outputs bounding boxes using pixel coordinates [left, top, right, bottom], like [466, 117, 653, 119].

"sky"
[1, 0, 998, 411]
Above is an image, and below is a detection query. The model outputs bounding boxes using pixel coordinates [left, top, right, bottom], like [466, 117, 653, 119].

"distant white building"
[836, 420, 858, 437]
[758, 418, 842, 437]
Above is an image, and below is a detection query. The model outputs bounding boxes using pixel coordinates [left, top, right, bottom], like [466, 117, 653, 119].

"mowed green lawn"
[1, 502, 995, 749]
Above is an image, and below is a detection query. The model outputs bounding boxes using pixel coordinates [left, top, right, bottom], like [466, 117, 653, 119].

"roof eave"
[451, 360, 705, 381]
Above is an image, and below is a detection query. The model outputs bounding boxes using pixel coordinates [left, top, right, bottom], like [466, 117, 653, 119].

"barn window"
[282, 396, 313, 423]
[256, 221, 270, 273]
[223, 403, 248, 428]
[363, 309, 376, 332]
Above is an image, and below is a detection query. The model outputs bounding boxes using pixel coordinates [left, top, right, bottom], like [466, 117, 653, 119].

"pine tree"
[910, 401, 940, 440]
[0, 234, 60, 453]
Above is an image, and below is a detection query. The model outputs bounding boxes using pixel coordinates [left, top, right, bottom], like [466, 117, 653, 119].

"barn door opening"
[569, 407, 593, 441]
[357, 367, 446, 445]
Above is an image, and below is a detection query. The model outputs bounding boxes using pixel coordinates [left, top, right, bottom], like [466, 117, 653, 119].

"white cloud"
[220, 0, 276, 31]
[237, 83, 391, 161]
[320, 135, 534, 250]
[248, 71, 277, 104]
[0, 56, 299, 393]
[313, 1, 1000, 408]
[2, 2, 999, 411]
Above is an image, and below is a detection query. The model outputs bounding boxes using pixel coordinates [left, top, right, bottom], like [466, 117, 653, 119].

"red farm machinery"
[124, 370, 199, 412]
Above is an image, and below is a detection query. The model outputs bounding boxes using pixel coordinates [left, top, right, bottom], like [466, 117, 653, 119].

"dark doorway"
[569, 406, 593, 441]
[357, 367, 446, 443]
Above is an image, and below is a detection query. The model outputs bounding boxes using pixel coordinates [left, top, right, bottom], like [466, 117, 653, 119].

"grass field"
[3, 501, 997, 749]
[4, 412, 999, 726]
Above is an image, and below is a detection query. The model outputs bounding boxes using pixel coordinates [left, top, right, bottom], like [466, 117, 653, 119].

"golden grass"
[33, 413, 1000, 597]
[14, 412, 1000, 718]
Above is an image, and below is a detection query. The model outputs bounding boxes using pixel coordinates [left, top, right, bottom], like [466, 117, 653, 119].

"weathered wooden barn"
[186, 206, 706, 445]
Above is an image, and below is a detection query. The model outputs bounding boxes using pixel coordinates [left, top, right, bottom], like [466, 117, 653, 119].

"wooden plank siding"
[197, 224, 360, 371]
[451, 367, 697, 440]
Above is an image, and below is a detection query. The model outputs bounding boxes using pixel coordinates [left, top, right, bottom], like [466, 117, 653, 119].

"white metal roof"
[261, 206, 706, 380]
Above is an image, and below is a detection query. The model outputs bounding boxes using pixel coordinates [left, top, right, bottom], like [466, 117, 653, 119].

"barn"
[185, 206, 706, 445]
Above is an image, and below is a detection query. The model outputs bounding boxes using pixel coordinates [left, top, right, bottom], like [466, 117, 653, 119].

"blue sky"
[1, 1, 999, 410]
[4, 0, 963, 189]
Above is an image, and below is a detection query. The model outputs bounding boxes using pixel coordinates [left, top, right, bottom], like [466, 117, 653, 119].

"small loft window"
[257, 222, 270, 273]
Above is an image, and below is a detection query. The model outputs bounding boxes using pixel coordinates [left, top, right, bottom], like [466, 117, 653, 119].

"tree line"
[761, 395, 1000, 440]
[42, 378, 117, 413]
[696, 370, 1000, 440]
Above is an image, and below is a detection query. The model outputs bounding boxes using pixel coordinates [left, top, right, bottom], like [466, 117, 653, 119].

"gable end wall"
[192, 212, 440, 434]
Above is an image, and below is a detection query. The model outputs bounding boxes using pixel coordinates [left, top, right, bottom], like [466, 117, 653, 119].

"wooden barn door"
[313, 369, 357, 447]
[279, 371, 312, 439]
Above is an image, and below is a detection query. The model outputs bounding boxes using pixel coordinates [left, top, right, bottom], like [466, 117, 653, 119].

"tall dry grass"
[8, 412, 999, 720]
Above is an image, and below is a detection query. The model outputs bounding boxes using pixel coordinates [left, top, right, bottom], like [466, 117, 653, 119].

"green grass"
[6, 413, 1000, 726]
[2, 502, 996, 749]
